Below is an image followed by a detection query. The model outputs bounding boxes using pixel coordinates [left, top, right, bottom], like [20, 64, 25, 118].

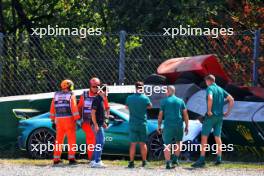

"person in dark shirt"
[91, 84, 109, 168]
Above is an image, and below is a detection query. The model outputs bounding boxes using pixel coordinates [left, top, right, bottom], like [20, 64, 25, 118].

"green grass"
[0, 159, 263, 169]
[0, 145, 263, 169]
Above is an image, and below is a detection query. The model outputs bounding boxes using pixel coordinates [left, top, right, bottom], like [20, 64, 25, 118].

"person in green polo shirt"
[126, 81, 152, 168]
[157, 86, 189, 169]
[192, 74, 234, 167]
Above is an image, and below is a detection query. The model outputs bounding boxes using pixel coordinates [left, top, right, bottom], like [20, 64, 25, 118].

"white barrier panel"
[147, 84, 200, 108]
[0, 85, 136, 103]
[186, 90, 207, 116]
[187, 89, 264, 122]
[224, 101, 264, 122]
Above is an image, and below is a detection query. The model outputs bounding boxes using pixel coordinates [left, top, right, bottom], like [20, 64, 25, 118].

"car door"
[103, 111, 130, 154]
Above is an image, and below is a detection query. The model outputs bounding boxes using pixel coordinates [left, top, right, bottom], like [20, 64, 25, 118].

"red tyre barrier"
[157, 54, 231, 84]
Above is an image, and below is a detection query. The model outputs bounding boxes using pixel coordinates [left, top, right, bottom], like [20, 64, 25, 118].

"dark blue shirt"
[92, 95, 105, 126]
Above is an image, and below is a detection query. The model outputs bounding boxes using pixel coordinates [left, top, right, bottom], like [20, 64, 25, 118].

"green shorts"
[201, 116, 223, 137]
[129, 125, 147, 143]
[162, 126, 183, 145]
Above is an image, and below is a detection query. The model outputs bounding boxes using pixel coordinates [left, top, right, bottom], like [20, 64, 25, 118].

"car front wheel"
[27, 128, 55, 159]
[147, 132, 164, 160]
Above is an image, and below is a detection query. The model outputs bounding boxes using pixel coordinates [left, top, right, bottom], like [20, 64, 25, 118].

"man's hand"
[207, 111, 213, 117]
[156, 128, 163, 134]
[184, 126, 189, 135]
[224, 111, 230, 117]
[94, 124, 99, 133]
[103, 122, 108, 129]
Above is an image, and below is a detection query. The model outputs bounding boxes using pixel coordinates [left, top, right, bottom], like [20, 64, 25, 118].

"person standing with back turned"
[192, 74, 234, 167]
[50, 79, 80, 165]
[126, 81, 152, 168]
[157, 85, 189, 169]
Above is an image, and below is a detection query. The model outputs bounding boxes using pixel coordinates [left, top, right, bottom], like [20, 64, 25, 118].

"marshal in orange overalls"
[50, 89, 80, 162]
[78, 78, 109, 160]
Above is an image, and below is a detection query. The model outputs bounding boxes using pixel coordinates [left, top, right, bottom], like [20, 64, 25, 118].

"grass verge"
[0, 159, 263, 169]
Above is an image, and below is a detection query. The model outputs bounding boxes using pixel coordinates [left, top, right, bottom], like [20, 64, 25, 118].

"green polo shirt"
[126, 93, 151, 127]
[160, 95, 186, 128]
[206, 83, 229, 118]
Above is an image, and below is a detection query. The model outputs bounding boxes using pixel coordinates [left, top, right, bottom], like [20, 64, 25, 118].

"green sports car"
[17, 102, 202, 160]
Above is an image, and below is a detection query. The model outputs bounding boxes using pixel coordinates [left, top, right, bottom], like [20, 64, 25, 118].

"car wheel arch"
[26, 127, 55, 159]
[147, 131, 164, 160]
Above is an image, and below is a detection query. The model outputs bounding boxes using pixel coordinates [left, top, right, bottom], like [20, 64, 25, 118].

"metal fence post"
[0, 32, 4, 56]
[0, 63, 2, 96]
[119, 30, 126, 85]
[0, 32, 4, 96]
[253, 29, 261, 86]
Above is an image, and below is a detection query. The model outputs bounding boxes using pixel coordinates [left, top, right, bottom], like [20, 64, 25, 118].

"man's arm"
[157, 111, 163, 134]
[224, 95, 234, 117]
[125, 97, 129, 109]
[70, 95, 80, 121]
[50, 98, 56, 130]
[103, 97, 110, 118]
[146, 96, 152, 109]
[77, 95, 84, 115]
[91, 109, 99, 132]
[157, 100, 164, 133]
[147, 103, 152, 109]
[50, 99, 55, 122]
[91, 98, 99, 132]
[207, 94, 213, 116]
[183, 109, 189, 134]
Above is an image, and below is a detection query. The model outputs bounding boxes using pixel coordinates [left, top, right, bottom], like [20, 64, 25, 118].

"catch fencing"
[0, 30, 263, 96]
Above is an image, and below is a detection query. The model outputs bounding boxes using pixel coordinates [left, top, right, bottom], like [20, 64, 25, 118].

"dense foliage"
[0, 0, 263, 95]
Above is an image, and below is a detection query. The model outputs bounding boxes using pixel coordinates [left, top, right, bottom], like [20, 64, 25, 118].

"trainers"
[172, 160, 179, 166]
[53, 160, 62, 165]
[91, 161, 106, 168]
[191, 160, 205, 168]
[98, 161, 107, 167]
[89, 160, 95, 166]
[128, 161, 135, 168]
[69, 159, 78, 165]
[142, 160, 148, 167]
[89, 160, 96, 167]
[166, 161, 175, 169]
[215, 160, 222, 165]
[172, 156, 179, 166]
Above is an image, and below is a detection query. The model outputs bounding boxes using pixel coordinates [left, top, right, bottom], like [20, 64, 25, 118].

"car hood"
[20, 112, 50, 123]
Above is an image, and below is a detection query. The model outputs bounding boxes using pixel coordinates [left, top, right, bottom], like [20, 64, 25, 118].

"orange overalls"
[78, 90, 109, 160]
[50, 91, 80, 161]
